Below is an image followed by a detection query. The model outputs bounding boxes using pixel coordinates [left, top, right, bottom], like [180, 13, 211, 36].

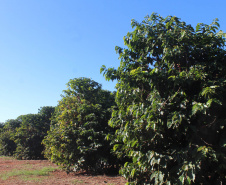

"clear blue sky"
[0, 0, 225, 122]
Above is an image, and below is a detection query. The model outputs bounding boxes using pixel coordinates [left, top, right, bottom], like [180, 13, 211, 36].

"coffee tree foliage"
[0, 106, 55, 159]
[13, 106, 55, 159]
[42, 77, 117, 173]
[0, 118, 22, 156]
[0, 122, 5, 129]
[101, 13, 226, 184]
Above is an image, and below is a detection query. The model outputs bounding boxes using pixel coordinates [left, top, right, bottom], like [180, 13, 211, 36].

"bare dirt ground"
[0, 156, 127, 185]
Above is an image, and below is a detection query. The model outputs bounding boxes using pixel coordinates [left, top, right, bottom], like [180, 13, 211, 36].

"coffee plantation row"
[1, 13, 226, 184]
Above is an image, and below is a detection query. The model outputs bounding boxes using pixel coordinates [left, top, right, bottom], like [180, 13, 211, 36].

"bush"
[13, 106, 55, 159]
[0, 130, 17, 156]
[43, 78, 118, 173]
[101, 13, 226, 184]
[0, 118, 22, 156]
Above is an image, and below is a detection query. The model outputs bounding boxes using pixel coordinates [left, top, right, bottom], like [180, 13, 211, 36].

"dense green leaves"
[0, 106, 55, 159]
[42, 78, 118, 173]
[0, 118, 22, 156]
[102, 13, 226, 184]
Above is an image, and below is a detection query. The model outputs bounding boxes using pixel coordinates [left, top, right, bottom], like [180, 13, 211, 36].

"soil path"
[0, 157, 127, 185]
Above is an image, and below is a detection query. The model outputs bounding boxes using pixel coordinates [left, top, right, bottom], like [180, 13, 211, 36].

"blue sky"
[0, 0, 225, 122]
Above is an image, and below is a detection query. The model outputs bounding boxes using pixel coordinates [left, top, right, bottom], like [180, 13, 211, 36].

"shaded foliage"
[0, 122, 5, 129]
[0, 106, 55, 159]
[101, 13, 226, 184]
[14, 106, 55, 160]
[0, 118, 22, 156]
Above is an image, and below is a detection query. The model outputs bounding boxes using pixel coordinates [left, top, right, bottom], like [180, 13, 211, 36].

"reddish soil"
[0, 157, 127, 185]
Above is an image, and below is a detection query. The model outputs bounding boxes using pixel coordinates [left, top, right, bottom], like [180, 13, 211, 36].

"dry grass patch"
[0, 156, 127, 184]
[0, 166, 57, 181]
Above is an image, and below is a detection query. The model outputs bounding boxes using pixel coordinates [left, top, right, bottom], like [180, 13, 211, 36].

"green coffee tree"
[101, 13, 226, 184]
[42, 78, 117, 173]
[0, 118, 22, 156]
[14, 106, 55, 159]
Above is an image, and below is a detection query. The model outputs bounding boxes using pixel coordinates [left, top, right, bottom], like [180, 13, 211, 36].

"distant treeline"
[0, 106, 55, 159]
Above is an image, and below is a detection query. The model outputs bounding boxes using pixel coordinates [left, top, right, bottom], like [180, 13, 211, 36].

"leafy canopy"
[43, 78, 117, 173]
[101, 13, 226, 185]
[5, 106, 55, 160]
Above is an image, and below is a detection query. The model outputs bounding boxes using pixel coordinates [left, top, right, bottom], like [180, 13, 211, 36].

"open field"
[0, 156, 127, 185]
